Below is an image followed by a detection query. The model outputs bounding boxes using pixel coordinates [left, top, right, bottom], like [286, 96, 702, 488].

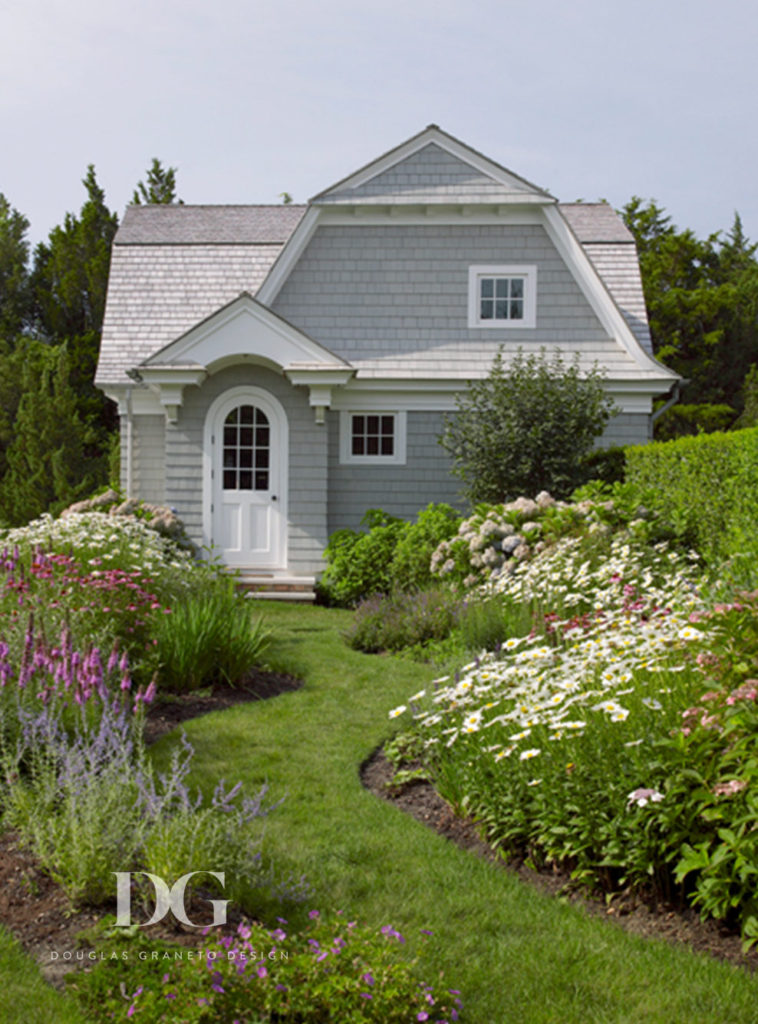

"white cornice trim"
[285, 367, 355, 423]
[320, 207, 545, 226]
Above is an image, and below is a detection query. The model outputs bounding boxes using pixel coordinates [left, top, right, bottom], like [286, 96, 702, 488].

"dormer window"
[468, 265, 537, 328]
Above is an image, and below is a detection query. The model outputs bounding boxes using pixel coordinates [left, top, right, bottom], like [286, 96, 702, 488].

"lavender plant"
[1, 693, 292, 912]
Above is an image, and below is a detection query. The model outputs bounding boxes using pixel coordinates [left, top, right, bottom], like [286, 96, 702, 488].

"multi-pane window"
[339, 410, 407, 465]
[479, 275, 524, 321]
[351, 414, 395, 457]
[222, 404, 270, 491]
[468, 265, 536, 328]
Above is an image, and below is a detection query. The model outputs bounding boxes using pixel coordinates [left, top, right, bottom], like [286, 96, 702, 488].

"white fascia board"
[256, 207, 321, 306]
[542, 206, 678, 380]
[331, 382, 461, 412]
[285, 368, 355, 388]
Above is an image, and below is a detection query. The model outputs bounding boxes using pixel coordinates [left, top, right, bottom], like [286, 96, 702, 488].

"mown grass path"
[160, 603, 758, 1024]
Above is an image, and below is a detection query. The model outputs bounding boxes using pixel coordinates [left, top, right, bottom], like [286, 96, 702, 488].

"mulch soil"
[1, 669, 757, 994]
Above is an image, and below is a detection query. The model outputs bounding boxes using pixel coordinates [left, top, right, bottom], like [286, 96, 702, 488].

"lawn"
[2, 596, 758, 1022]
[149, 601, 758, 1024]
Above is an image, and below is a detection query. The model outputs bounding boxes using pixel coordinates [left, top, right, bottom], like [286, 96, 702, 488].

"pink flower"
[713, 779, 747, 796]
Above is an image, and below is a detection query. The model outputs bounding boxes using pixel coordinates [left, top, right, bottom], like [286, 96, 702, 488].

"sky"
[2, 0, 757, 250]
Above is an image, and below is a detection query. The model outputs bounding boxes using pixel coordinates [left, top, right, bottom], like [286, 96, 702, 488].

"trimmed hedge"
[625, 426, 758, 567]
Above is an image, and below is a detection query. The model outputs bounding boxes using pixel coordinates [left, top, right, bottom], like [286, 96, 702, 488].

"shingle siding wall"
[163, 366, 327, 575]
[326, 407, 649, 533]
[326, 410, 463, 532]
[318, 143, 535, 204]
[128, 415, 166, 503]
[271, 223, 641, 379]
[600, 412, 649, 447]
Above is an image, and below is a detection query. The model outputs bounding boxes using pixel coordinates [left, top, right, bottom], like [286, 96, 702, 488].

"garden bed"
[0, 666, 301, 988]
[361, 746, 758, 973]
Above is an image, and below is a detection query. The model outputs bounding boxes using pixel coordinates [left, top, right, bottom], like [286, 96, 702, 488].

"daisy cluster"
[391, 534, 706, 762]
[0, 512, 198, 585]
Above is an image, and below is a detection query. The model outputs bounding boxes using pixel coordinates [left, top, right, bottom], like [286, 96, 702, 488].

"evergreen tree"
[622, 198, 758, 430]
[28, 166, 119, 466]
[0, 194, 32, 343]
[31, 165, 118, 341]
[0, 341, 104, 525]
[132, 158, 182, 205]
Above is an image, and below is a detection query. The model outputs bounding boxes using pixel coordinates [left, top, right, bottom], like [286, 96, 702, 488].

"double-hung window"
[468, 265, 537, 328]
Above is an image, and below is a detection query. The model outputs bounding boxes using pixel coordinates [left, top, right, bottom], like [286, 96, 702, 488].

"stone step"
[235, 575, 316, 602]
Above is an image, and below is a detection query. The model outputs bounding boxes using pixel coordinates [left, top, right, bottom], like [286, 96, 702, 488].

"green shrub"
[152, 577, 270, 692]
[318, 505, 462, 607]
[577, 445, 626, 485]
[317, 510, 406, 607]
[625, 426, 758, 571]
[654, 402, 736, 440]
[388, 503, 461, 592]
[439, 348, 616, 502]
[345, 588, 461, 653]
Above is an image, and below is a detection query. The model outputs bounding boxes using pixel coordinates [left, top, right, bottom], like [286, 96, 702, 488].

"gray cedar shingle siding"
[128, 414, 166, 503]
[314, 143, 543, 205]
[271, 222, 646, 379]
[326, 410, 463, 532]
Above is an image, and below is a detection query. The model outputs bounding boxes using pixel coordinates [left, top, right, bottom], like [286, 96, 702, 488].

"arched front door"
[204, 387, 288, 569]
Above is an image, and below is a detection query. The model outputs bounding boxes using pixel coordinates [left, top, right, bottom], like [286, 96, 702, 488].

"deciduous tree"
[439, 349, 615, 503]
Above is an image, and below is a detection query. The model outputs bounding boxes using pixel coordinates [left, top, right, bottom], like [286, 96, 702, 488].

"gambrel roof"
[97, 127, 674, 392]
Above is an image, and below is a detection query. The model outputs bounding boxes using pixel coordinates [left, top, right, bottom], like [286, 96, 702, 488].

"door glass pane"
[222, 404, 272, 492]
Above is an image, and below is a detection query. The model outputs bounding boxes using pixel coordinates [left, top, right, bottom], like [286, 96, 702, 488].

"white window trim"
[339, 410, 407, 465]
[468, 264, 537, 329]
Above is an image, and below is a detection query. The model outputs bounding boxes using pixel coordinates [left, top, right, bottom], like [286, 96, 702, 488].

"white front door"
[206, 387, 288, 569]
